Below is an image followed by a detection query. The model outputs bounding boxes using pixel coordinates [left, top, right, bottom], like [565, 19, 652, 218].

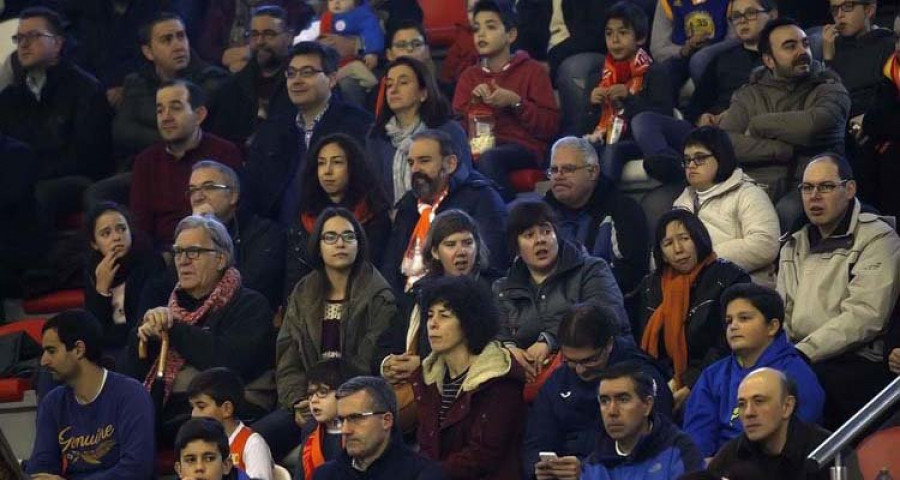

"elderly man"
[382, 129, 508, 292]
[188, 161, 286, 309]
[543, 137, 649, 293]
[313, 376, 442, 479]
[778, 153, 900, 428]
[708, 368, 831, 480]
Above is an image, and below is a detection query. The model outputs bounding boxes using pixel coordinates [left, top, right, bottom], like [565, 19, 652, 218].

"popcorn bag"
[468, 101, 496, 161]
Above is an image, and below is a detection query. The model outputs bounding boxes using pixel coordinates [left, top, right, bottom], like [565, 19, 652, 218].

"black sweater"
[827, 28, 896, 117]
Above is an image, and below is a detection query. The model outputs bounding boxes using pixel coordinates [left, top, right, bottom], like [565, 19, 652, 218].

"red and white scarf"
[592, 48, 652, 139]
[401, 188, 448, 291]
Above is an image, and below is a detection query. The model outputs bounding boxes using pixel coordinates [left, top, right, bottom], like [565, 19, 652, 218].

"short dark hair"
[728, 0, 778, 12]
[374, 57, 453, 132]
[410, 128, 458, 158]
[139, 12, 185, 46]
[308, 359, 350, 390]
[683, 126, 738, 183]
[174, 417, 230, 463]
[20, 7, 65, 36]
[387, 19, 429, 47]
[186, 368, 245, 413]
[158, 79, 207, 110]
[652, 209, 714, 272]
[597, 362, 658, 403]
[758, 17, 802, 57]
[506, 201, 558, 255]
[252, 5, 289, 27]
[290, 41, 339, 75]
[419, 275, 499, 354]
[298, 133, 389, 219]
[604, 1, 649, 42]
[42, 310, 104, 364]
[472, 0, 518, 31]
[807, 152, 855, 181]
[307, 207, 370, 273]
[558, 303, 620, 349]
[336, 376, 398, 423]
[721, 283, 785, 334]
[422, 209, 490, 276]
[85, 201, 135, 247]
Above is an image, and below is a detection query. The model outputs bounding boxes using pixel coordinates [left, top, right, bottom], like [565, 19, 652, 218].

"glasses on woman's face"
[321, 231, 358, 245]
[682, 153, 715, 168]
[728, 8, 769, 24]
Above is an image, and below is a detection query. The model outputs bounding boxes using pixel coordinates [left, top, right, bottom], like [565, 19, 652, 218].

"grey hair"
[173, 215, 235, 267]
[336, 376, 398, 424]
[551, 136, 600, 167]
[192, 160, 241, 196]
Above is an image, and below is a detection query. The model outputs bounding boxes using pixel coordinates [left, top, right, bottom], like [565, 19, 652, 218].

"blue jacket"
[581, 413, 703, 480]
[683, 331, 825, 457]
[522, 338, 674, 479]
[326, 0, 385, 55]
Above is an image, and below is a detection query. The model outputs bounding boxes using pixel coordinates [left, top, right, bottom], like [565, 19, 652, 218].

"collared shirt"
[26, 70, 47, 101]
[296, 100, 330, 149]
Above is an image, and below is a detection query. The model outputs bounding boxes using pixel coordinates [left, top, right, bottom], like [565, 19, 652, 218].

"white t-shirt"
[229, 422, 274, 480]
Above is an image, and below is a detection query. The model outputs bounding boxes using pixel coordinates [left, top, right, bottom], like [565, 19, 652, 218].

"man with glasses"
[244, 42, 373, 222]
[313, 376, 441, 479]
[207, 6, 297, 147]
[777, 153, 900, 428]
[188, 160, 286, 309]
[129, 80, 243, 249]
[524, 303, 672, 480]
[543, 136, 648, 294]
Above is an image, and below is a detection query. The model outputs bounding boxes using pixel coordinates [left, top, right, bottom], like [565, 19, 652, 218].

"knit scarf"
[884, 52, 900, 93]
[401, 188, 448, 291]
[143, 267, 242, 401]
[385, 116, 426, 203]
[640, 254, 716, 389]
[592, 48, 652, 139]
[300, 201, 375, 234]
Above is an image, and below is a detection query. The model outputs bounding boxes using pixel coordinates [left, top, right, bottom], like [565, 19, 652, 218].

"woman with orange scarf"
[636, 210, 749, 411]
[285, 133, 391, 295]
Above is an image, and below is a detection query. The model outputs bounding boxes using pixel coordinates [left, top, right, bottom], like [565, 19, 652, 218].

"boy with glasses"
[295, 359, 348, 479]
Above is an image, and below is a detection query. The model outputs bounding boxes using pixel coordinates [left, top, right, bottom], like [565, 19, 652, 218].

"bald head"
[737, 368, 796, 447]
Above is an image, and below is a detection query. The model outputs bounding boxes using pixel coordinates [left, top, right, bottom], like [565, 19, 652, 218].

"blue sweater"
[581, 413, 703, 480]
[27, 371, 155, 480]
[327, 0, 385, 55]
[683, 331, 825, 457]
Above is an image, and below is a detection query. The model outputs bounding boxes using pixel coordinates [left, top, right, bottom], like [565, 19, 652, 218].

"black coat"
[636, 259, 750, 387]
[0, 58, 112, 180]
[313, 434, 443, 480]
[243, 99, 373, 222]
[230, 211, 287, 309]
[0, 135, 46, 273]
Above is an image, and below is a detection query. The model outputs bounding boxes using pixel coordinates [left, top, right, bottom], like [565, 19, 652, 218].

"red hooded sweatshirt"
[453, 51, 560, 162]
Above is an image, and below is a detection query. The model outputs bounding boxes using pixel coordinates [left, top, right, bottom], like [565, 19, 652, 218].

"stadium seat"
[855, 426, 900, 479]
[419, 0, 468, 48]
[23, 289, 85, 315]
[509, 169, 546, 193]
[0, 318, 46, 403]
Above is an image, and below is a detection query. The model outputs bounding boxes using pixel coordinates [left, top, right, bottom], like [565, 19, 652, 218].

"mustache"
[411, 172, 431, 184]
[793, 54, 811, 66]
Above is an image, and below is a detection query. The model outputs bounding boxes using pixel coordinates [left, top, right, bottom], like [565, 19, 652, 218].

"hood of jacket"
[782, 197, 896, 243]
[473, 50, 537, 80]
[592, 411, 680, 465]
[421, 341, 522, 392]
[747, 60, 841, 89]
[729, 330, 796, 371]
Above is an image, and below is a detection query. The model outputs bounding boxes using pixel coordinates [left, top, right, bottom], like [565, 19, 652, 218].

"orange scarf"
[640, 254, 717, 389]
[401, 188, 448, 290]
[301, 424, 327, 478]
[593, 49, 652, 139]
[300, 201, 375, 233]
[883, 53, 900, 93]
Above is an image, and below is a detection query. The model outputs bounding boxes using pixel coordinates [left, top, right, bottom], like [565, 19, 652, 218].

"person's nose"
[672, 240, 684, 253]
[40, 352, 50, 367]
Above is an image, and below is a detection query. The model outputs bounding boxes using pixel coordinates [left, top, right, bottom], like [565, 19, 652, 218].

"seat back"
[855, 426, 900, 479]
[419, 0, 468, 48]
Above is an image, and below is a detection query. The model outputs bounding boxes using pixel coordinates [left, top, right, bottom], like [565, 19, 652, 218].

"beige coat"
[777, 199, 900, 363]
[674, 168, 779, 287]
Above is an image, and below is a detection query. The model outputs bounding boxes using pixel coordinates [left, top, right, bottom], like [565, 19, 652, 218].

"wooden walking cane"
[138, 331, 170, 378]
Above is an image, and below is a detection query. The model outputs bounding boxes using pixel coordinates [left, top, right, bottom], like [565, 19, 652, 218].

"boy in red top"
[453, 0, 560, 201]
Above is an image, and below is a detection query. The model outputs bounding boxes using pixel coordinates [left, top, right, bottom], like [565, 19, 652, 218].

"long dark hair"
[652, 209, 714, 272]
[373, 56, 453, 133]
[297, 133, 389, 218]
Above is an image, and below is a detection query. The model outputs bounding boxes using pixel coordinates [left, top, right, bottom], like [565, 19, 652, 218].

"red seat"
[0, 317, 46, 343]
[509, 169, 547, 193]
[23, 289, 85, 315]
[0, 318, 44, 403]
[855, 426, 900, 478]
[419, 0, 468, 48]
[57, 211, 84, 231]
[156, 449, 176, 476]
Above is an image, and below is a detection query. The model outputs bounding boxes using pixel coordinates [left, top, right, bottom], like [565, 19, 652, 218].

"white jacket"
[777, 199, 900, 363]
[673, 168, 779, 287]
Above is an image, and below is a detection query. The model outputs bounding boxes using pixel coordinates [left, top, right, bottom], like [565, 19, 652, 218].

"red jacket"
[440, 24, 479, 85]
[453, 51, 559, 162]
[411, 342, 526, 480]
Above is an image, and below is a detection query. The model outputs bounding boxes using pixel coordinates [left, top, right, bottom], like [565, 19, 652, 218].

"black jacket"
[636, 259, 750, 387]
[708, 417, 831, 480]
[243, 99, 373, 222]
[0, 58, 112, 180]
[827, 28, 896, 117]
[581, 61, 673, 136]
[685, 44, 762, 123]
[230, 211, 287, 309]
[313, 433, 443, 480]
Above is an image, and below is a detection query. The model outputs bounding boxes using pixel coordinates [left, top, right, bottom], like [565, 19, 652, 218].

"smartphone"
[539, 452, 558, 462]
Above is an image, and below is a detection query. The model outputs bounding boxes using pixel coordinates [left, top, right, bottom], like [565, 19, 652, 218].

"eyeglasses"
[306, 386, 333, 399]
[728, 8, 770, 24]
[244, 29, 284, 41]
[171, 246, 219, 260]
[335, 411, 387, 428]
[547, 164, 592, 177]
[285, 66, 325, 79]
[830, 1, 870, 16]
[12, 31, 56, 45]
[562, 349, 607, 368]
[797, 179, 850, 195]
[186, 183, 231, 199]
[392, 39, 426, 51]
[682, 153, 715, 168]
[321, 231, 358, 245]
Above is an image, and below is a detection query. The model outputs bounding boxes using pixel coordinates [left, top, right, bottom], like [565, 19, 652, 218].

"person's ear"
[846, 179, 857, 199]
[507, 26, 518, 45]
[327, 72, 338, 90]
[643, 395, 655, 417]
[386, 48, 396, 62]
[382, 411, 394, 431]
[74, 340, 87, 361]
[431, 246, 441, 261]
[767, 318, 781, 338]
[194, 105, 208, 125]
[444, 154, 459, 175]
[783, 394, 797, 419]
[174, 461, 183, 477]
[762, 53, 775, 71]
[223, 400, 235, 418]
[141, 44, 155, 63]
[223, 454, 234, 474]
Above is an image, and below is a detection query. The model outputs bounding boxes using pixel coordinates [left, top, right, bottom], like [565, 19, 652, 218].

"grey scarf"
[385, 116, 425, 203]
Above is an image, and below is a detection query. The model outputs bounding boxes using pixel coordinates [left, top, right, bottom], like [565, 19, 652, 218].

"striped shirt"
[439, 368, 469, 424]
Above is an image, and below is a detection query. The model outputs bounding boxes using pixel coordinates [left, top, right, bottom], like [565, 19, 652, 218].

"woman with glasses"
[121, 215, 275, 441]
[367, 56, 472, 204]
[673, 126, 779, 286]
[286, 133, 391, 295]
[637, 209, 750, 412]
[494, 201, 630, 383]
[412, 275, 526, 480]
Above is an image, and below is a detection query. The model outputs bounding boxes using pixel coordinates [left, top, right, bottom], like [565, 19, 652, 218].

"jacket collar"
[735, 416, 811, 468]
[544, 176, 617, 215]
[593, 412, 675, 465]
[783, 198, 864, 252]
[730, 331, 793, 371]
[677, 168, 751, 208]
[748, 60, 840, 89]
[421, 341, 513, 392]
[506, 239, 585, 288]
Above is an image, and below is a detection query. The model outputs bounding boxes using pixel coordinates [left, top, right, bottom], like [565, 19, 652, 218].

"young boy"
[175, 417, 251, 480]
[297, 359, 348, 480]
[319, 0, 385, 95]
[453, 0, 559, 201]
[188, 368, 274, 480]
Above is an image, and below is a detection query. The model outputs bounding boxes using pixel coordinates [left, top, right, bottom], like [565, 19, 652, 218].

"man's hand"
[222, 46, 250, 73]
[526, 341, 552, 374]
[590, 86, 608, 105]
[535, 456, 581, 480]
[888, 348, 900, 375]
[293, 399, 310, 428]
[383, 353, 421, 384]
[697, 112, 722, 127]
[138, 307, 173, 342]
[606, 84, 628, 102]
[319, 34, 360, 59]
[822, 24, 839, 61]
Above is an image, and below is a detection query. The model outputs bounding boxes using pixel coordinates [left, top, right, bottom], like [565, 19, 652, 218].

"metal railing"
[807, 375, 900, 479]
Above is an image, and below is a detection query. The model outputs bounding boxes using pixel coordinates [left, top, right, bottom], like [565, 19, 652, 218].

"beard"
[411, 171, 442, 201]
[774, 53, 812, 80]
[253, 46, 284, 71]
